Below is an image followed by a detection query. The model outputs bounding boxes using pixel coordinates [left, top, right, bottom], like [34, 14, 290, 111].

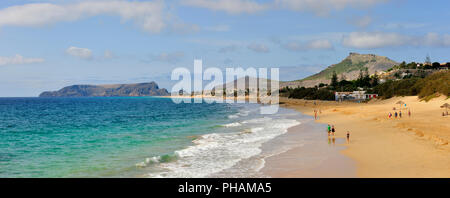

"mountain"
[214, 76, 277, 91]
[39, 82, 170, 97]
[281, 52, 398, 88]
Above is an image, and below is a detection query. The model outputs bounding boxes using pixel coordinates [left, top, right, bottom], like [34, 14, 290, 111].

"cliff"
[39, 82, 170, 97]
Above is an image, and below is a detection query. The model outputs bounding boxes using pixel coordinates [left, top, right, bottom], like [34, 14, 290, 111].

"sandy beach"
[261, 115, 356, 178]
[267, 96, 450, 178]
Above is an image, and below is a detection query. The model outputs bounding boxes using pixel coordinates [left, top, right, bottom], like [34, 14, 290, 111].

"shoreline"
[277, 96, 450, 177]
[260, 113, 356, 177]
[154, 95, 450, 177]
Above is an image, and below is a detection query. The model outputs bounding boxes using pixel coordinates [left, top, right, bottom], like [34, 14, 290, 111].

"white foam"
[136, 156, 161, 168]
[222, 122, 242, 127]
[237, 110, 250, 117]
[227, 109, 251, 119]
[228, 114, 239, 119]
[146, 116, 300, 178]
[241, 117, 272, 124]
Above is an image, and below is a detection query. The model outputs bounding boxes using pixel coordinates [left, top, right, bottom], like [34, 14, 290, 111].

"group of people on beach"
[388, 109, 411, 119]
[327, 124, 350, 144]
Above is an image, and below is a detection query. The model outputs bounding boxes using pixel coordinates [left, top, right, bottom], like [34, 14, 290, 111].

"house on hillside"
[335, 91, 378, 102]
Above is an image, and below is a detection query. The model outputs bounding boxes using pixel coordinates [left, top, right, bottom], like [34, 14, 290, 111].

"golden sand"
[280, 96, 450, 177]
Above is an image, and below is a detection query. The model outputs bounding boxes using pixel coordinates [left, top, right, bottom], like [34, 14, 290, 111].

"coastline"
[155, 95, 450, 177]
[159, 95, 358, 177]
[277, 96, 450, 177]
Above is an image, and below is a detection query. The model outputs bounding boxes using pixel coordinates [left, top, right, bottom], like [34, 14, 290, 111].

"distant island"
[39, 82, 170, 97]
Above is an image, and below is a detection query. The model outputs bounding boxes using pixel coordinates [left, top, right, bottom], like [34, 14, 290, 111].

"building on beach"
[335, 91, 378, 102]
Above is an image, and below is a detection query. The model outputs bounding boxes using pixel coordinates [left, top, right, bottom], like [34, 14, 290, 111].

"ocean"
[0, 97, 301, 178]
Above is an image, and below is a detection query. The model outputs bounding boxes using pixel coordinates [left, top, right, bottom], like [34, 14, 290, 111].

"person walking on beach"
[394, 112, 398, 118]
[399, 111, 402, 118]
[327, 124, 331, 136]
[347, 131, 350, 143]
[331, 125, 335, 136]
[314, 110, 317, 120]
[388, 112, 392, 119]
[408, 109, 411, 117]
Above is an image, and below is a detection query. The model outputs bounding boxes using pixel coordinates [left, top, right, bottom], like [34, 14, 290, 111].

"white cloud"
[170, 22, 200, 34]
[382, 22, 427, 29]
[0, 54, 45, 66]
[247, 43, 270, 53]
[0, 0, 166, 33]
[348, 15, 372, 28]
[282, 39, 334, 51]
[307, 39, 334, 49]
[66, 46, 93, 60]
[183, 0, 388, 15]
[342, 32, 407, 48]
[275, 0, 388, 16]
[422, 32, 450, 47]
[183, 0, 269, 14]
[342, 32, 450, 49]
[154, 52, 184, 63]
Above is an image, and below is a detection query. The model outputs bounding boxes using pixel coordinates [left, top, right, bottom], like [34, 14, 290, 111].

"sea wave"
[146, 116, 300, 178]
[222, 122, 242, 127]
[227, 110, 251, 119]
[135, 154, 178, 168]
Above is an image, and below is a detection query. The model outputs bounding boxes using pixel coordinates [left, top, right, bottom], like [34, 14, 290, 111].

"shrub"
[374, 70, 449, 100]
[288, 87, 335, 100]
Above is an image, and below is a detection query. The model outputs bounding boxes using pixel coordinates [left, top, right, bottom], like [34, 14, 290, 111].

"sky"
[0, 0, 449, 96]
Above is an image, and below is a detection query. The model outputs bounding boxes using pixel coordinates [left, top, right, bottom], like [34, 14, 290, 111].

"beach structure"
[335, 91, 378, 102]
[396, 100, 405, 110]
[439, 63, 449, 70]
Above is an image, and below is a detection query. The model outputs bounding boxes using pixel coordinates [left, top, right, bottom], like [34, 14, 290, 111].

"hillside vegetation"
[282, 52, 398, 88]
[374, 70, 449, 100]
[282, 69, 380, 101]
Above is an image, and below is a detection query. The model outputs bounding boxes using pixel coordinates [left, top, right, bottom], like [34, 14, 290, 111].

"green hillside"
[301, 53, 398, 81]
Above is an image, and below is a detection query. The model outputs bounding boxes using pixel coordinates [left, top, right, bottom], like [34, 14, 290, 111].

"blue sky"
[0, 0, 449, 96]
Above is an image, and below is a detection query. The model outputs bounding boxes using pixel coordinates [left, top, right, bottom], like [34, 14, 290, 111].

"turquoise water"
[0, 97, 239, 177]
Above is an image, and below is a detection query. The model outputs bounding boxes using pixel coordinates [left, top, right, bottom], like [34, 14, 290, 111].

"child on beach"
[399, 111, 402, 118]
[395, 112, 398, 118]
[331, 125, 335, 136]
[388, 112, 392, 118]
[327, 124, 331, 136]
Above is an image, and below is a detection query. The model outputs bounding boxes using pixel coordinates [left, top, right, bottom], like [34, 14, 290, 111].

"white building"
[335, 91, 378, 102]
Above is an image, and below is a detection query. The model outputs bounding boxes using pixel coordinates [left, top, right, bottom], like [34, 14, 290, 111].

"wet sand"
[261, 114, 356, 178]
